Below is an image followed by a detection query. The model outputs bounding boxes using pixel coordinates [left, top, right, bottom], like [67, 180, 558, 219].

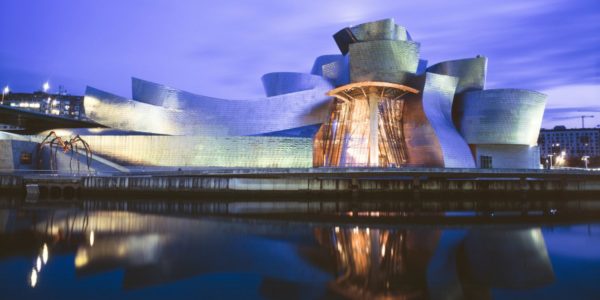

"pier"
[2, 168, 600, 199]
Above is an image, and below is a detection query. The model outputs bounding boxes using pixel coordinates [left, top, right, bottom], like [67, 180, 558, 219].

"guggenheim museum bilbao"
[0, 19, 547, 172]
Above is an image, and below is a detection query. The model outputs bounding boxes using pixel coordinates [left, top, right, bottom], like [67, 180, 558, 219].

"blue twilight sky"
[1, 0, 599, 129]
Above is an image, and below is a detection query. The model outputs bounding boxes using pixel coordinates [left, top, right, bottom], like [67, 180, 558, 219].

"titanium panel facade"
[333, 27, 357, 55]
[85, 83, 333, 136]
[81, 135, 313, 168]
[348, 40, 420, 84]
[84, 87, 200, 135]
[321, 56, 350, 87]
[421, 73, 475, 168]
[473, 145, 541, 169]
[333, 18, 409, 55]
[426, 57, 488, 94]
[261, 72, 333, 97]
[311, 55, 344, 76]
[349, 19, 409, 42]
[456, 89, 547, 145]
[131, 77, 224, 110]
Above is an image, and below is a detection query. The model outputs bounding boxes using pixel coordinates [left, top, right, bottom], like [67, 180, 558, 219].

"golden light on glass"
[75, 249, 89, 268]
[30, 269, 38, 288]
[36, 256, 42, 272]
[42, 243, 48, 264]
[89, 231, 95, 247]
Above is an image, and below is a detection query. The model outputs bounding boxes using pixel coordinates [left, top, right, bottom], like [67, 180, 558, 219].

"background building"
[539, 126, 600, 168]
[1, 91, 83, 119]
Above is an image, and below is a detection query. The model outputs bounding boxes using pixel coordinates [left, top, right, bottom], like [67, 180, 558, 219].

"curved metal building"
[3, 18, 549, 171]
[421, 73, 475, 168]
[333, 18, 410, 55]
[349, 40, 420, 84]
[261, 72, 333, 97]
[456, 89, 547, 145]
[426, 57, 488, 94]
[131, 77, 224, 110]
[85, 83, 333, 136]
[349, 19, 409, 42]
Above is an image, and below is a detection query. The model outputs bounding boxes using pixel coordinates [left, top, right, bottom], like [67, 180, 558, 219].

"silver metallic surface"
[311, 54, 344, 76]
[321, 56, 350, 87]
[261, 72, 333, 97]
[349, 18, 409, 42]
[473, 145, 541, 169]
[79, 135, 313, 168]
[131, 77, 221, 110]
[349, 40, 420, 84]
[426, 57, 488, 94]
[86, 82, 333, 136]
[421, 73, 475, 168]
[333, 18, 409, 54]
[84, 86, 200, 135]
[456, 89, 547, 145]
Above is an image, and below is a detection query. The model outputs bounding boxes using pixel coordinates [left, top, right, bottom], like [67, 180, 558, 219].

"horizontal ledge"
[327, 81, 420, 96]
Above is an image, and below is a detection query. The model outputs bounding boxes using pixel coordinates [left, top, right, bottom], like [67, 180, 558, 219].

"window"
[480, 155, 493, 169]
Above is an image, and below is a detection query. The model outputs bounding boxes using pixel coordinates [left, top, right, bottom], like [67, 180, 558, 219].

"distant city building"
[539, 126, 600, 160]
[1, 91, 83, 119]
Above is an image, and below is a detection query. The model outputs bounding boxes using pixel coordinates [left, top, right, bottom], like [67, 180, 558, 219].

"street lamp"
[1, 86, 8, 105]
[582, 156, 590, 169]
[43, 82, 50, 93]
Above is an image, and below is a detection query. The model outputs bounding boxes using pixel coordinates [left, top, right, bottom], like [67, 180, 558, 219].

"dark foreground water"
[0, 199, 599, 299]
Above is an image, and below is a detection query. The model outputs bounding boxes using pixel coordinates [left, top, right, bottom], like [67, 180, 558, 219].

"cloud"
[0, 0, 598, 101]
[540, 84, 600, 129]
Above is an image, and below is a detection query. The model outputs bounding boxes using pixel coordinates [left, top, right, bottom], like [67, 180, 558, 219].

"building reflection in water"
[0, 208, 555, 298]
[315, 226, 555, 299]
[314, 226, 440, 299]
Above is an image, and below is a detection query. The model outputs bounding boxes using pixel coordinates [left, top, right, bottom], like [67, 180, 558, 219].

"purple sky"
[1, 0, 599, 128]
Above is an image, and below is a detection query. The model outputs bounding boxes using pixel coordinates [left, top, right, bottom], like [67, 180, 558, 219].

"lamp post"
[1, 86, 9, 105]
[556, 150, 567, 167]
[582, 155, 590, 169]
[547, 154, 554, 169]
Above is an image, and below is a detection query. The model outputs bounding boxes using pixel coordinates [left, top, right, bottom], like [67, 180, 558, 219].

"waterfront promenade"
[2, 167, 600, 199]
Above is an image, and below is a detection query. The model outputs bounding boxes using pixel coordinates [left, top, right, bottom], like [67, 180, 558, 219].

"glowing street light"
[1, 86, 8, 104]
[43, 82, 50, 93]
[582, 155, 590, 169]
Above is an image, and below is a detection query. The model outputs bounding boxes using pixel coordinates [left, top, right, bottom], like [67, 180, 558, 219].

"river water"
[0, 198, 599, 299]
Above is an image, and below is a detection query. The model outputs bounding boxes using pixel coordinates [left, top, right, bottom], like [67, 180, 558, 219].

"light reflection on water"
[0, 203, 598, 299]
